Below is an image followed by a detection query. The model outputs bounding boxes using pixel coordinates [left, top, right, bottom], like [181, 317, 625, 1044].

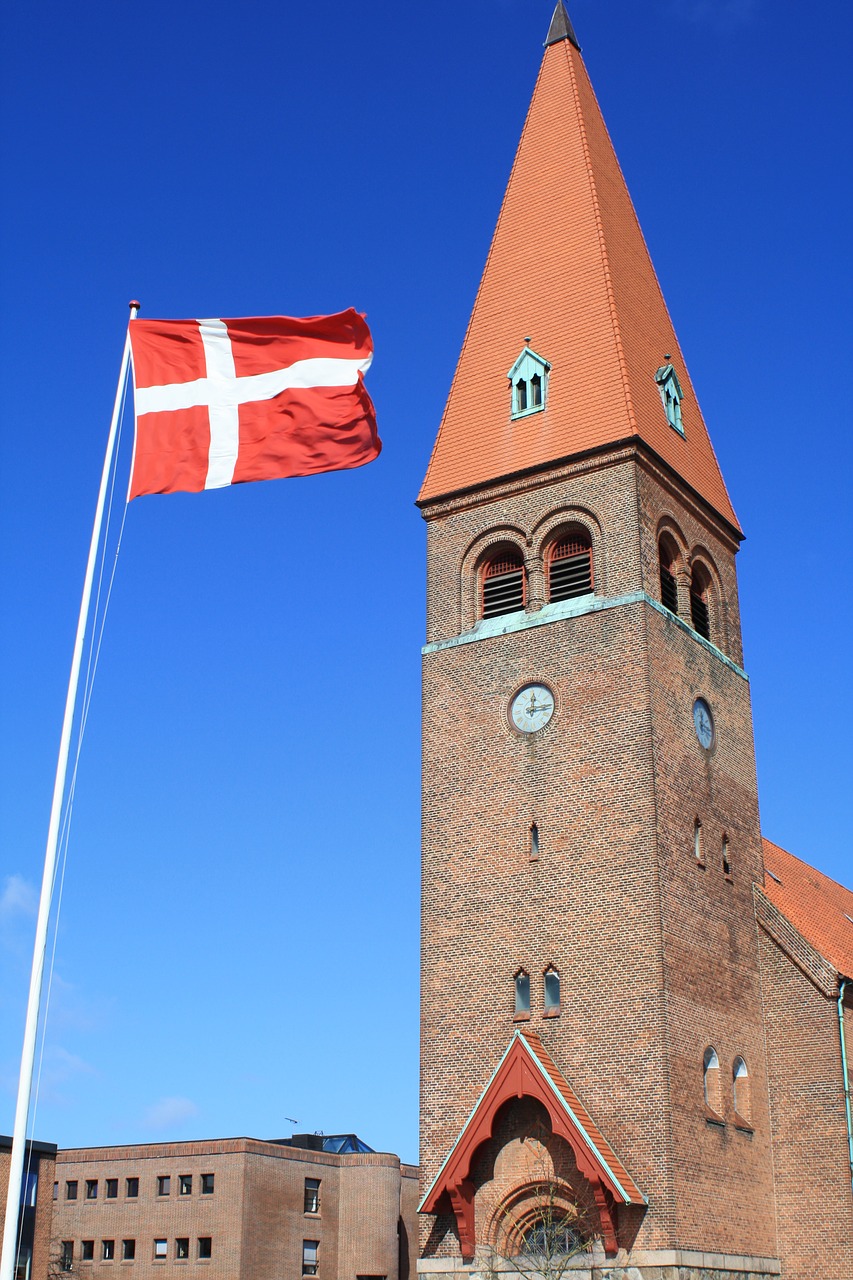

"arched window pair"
[514, 968, 560, 1019]
[703, 1048, 751, 1126]
[658, 537, 713, 642]
[693, 821, 732, 878]
[482, 531, 593, 620]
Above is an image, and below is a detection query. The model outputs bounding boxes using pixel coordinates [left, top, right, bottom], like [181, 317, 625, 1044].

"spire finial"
[546, 2, 581, 50]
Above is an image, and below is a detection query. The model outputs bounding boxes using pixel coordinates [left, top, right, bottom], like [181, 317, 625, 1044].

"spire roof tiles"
[419, 22, 740, 533]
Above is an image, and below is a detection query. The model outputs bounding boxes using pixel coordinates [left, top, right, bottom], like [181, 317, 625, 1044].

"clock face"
[510, 684, 555, 734]
[693, 698, 715, 750]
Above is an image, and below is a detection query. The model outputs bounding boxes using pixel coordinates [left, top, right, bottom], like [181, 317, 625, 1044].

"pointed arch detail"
[418, 1030, 644, 1259]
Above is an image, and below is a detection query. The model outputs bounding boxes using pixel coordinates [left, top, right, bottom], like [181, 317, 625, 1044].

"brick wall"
[53, 1139, 414, 1279]
[399, 1165, 420, 1280]
[420, 449, 777, 1263]
[53, 1142, 245, 1278]
[757, 922, 853, 1279]
[0, 1139, 56, 1280]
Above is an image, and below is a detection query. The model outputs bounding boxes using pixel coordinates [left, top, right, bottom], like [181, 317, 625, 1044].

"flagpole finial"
[129, 299, 141, 317]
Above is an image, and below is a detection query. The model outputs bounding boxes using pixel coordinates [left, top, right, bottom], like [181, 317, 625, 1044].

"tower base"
[417, 1250, 782, 1280]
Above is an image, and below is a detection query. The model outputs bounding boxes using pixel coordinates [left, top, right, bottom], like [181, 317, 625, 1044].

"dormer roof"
[418, 4, 740, 534]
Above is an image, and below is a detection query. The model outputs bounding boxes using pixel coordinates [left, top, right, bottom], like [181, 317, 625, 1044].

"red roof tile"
[419, 37, 739, 533]
[763, 838, 853, 979]
[519, 1031, 644, 1205]
[419, 1028, 644, 1214]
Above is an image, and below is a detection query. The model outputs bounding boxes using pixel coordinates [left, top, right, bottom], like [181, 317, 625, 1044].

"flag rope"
[0, 308, 137, 1280]
[13, 363, 133, 1272]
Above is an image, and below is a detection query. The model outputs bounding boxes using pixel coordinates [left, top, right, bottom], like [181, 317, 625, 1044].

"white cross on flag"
[127, 308, 379, 499]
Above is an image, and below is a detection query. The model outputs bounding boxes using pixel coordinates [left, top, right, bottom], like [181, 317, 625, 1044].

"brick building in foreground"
[416, 5, 852, 1278]
[0, 1135, 56, 1280]
[50, 1134, 418, 1280]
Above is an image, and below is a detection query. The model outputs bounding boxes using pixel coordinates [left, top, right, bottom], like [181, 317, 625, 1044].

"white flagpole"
[0, 303, 139, 1280]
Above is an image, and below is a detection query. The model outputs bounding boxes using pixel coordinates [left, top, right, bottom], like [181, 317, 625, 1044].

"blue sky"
[0, 0, 850, 1166]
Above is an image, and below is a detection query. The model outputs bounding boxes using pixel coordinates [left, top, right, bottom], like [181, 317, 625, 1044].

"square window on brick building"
[126, 1176, 139, 1197]
[200, 1172, 214, 1195]
[302, 1240, 319, 1275]
[106, 1178, 118, 1198]
[198, 1237, 212, 1260]
[304, 1177, 321, 1214]
[157, 1175, 171, 1196]
[86, 1178, 98, 1199]
[176, 1238, 190, 1259]
[60, 1242, 74, 1270]
[123, 1239, 136, 1260]
[103, 1240, 115, 1260]
[154, 1238, 168, 1259]
[81, 1241, 95, 1261]
[179, 1174, 192, 1195]
[65, 1181, 78, 1201]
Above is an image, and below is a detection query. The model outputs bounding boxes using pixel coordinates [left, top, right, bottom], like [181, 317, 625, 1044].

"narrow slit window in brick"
[514, 970, 530, 1017]
[543, 967, 561, 1016]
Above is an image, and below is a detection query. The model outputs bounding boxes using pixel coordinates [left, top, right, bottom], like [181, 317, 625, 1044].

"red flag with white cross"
[128, 308, 379, 498]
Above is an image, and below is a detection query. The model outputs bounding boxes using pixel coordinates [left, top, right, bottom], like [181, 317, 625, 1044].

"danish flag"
[127, 309, 379, 499]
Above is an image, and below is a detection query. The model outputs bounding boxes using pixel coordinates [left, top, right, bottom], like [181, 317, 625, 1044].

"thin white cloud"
[46, 973, 110, 1034]
[33, 1045, 98, 1105]
[45, 1046, 97, 1082]
[0, 875, 38, 921]
[142, 1096, 200, 1132]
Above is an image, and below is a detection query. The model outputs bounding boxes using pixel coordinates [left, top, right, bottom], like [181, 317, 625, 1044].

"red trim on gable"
[419, 1031, 644, 1259]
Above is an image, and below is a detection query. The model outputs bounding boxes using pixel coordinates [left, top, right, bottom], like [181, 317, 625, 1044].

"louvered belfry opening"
[659, 539, 679, 615]
[548, 531, 593, 602]
[482, 550, 526, 618]
[690, 567, 711, 640]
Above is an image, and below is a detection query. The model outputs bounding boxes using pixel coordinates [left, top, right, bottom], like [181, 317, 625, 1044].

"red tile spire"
[419, 9, 740, 532]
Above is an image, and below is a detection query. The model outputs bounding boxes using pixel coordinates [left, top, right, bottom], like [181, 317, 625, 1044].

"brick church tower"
[417, 6, 781, 1276]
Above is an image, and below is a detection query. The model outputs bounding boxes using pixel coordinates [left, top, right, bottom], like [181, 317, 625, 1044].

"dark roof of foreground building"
[269, 1132, 376, 1154]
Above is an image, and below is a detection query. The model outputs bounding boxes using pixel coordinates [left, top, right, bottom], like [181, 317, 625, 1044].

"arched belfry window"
[654, 359, 684, 435]
[547, 530, 592, 602]
[508, 346, 551, 420]
[482, 549, 526, 619]
[690, 564, 712, 641]
[659, 536, 679, 615]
